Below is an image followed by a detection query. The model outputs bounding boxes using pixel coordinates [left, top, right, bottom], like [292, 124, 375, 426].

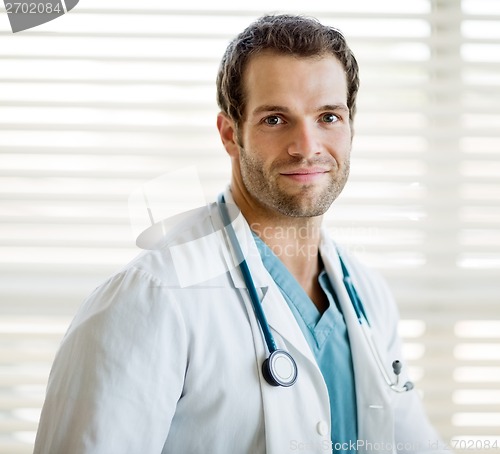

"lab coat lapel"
[212, 190, 317, 365]
[259, 283, 315, 364]
[320, 234, 395, 451]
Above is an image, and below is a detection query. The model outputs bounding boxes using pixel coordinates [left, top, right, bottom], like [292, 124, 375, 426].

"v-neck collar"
[252, 233, 344, 348]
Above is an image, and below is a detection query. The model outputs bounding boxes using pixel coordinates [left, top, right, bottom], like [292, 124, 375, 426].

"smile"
[280, 168, 329, 183]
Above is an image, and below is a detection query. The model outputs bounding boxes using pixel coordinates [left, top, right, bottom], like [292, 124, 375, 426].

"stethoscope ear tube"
[359, 314, 414, 393]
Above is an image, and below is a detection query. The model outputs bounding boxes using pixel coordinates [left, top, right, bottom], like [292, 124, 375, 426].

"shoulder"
[95, 202, 224, 294]
[126, 203, 217, 283]
[70, 203, 222, 328]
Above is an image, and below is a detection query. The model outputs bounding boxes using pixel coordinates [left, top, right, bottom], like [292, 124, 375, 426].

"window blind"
[0, 0, 499, 451]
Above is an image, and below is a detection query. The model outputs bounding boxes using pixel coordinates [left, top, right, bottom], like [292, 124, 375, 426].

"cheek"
[241, 148, 275, 182]
[332, 131, 352, 158]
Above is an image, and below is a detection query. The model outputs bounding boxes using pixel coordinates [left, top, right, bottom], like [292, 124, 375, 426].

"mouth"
[280, 167, 329, 184]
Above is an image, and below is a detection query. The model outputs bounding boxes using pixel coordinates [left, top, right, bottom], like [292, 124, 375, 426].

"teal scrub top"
[253, 234, 358, 452]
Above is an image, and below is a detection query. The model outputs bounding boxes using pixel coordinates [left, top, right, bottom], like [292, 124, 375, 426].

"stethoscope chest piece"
[262, 349, 298, 387]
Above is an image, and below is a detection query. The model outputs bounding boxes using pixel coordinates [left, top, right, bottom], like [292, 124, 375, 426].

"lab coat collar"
[320, 236, 395, 446]
[214, 187, 271, 289]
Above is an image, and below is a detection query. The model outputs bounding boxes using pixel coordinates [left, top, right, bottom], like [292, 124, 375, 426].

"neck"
[230, 185, 324, 297]
[251, 219, 322, 275]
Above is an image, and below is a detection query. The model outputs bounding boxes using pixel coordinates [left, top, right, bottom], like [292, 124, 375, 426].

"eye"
[263, 115, 284, 126]
[321, 113, 339, 123]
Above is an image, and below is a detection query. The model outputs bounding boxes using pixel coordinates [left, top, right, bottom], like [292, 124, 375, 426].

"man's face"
[230, 52, 352, 218]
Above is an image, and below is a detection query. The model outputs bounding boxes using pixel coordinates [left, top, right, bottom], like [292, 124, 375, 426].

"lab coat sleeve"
[351, 261, 450, 453]
[34, 266, 188, 454]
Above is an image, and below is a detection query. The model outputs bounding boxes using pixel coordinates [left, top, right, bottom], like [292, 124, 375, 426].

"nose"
[287, 121, 322, 159]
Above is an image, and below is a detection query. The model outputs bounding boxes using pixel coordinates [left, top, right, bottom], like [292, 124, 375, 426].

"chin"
[274, 197, 333, 218]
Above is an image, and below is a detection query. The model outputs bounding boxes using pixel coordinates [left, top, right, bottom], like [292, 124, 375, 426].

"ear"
[216, 113, 240, 158]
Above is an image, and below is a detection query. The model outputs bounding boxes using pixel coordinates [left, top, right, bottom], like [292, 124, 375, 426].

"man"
[34, 14, 447, 453]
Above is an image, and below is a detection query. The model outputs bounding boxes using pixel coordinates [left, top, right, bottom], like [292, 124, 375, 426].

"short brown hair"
[216, 14, 360, 129]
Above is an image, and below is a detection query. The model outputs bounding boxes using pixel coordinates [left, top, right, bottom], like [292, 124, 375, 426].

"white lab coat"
[34, 190, 447, 454]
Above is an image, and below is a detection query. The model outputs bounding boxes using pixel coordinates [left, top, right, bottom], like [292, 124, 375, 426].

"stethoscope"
[218, 194, 414, 392]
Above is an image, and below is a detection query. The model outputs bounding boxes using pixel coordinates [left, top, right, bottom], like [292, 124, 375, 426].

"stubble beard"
[238, 146, 350, 218]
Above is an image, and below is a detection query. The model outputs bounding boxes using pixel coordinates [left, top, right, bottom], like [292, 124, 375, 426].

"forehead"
[242, 52, 348, 113]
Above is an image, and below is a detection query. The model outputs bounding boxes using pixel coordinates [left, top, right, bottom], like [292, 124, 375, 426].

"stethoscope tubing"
[217, 194, 278, 354]
[217, 194, 412, 392]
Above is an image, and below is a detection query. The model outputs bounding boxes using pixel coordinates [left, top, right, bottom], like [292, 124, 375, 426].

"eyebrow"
[251, 104, 349, 116]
